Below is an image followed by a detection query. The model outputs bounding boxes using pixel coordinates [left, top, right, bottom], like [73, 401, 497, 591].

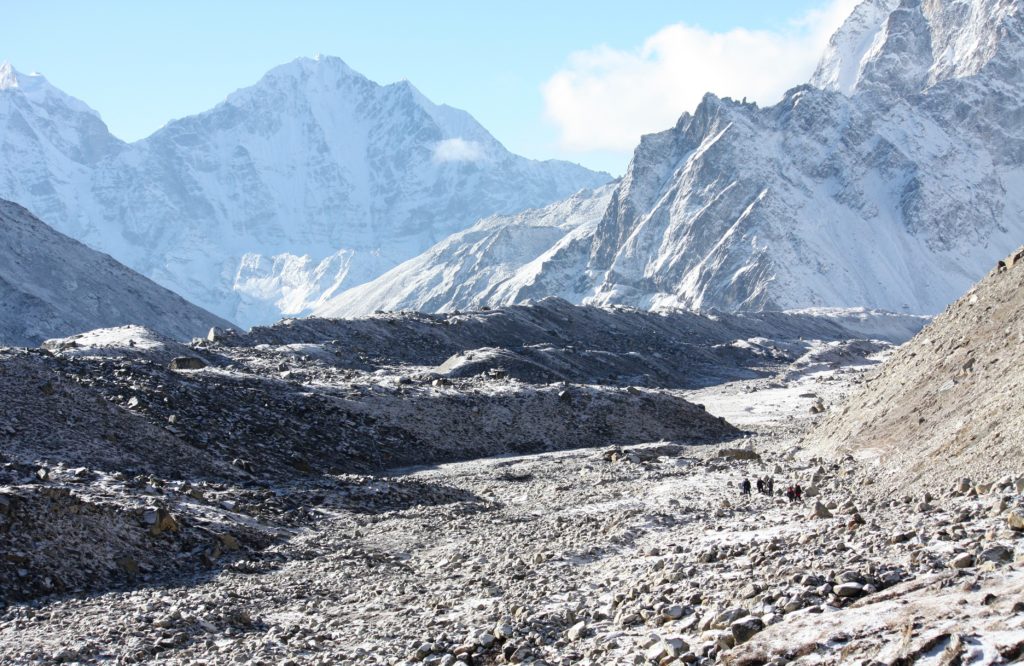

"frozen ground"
[1, 304, 1021, 665]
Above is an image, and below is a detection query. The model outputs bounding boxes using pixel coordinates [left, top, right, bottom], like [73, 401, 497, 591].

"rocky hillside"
[0, 301, 763, 606]
[321, 0, 1024, 318]
[806, 245, 1024, 490]
[0, 57, 608, 326]
[263, 297, 925, 389]
[4, 316, 1024, 663]
[0, 199, 232, 346]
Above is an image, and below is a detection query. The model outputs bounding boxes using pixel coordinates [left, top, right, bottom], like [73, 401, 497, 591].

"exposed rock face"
[806, 244, 1024, 490]
[320, 0, 1024, 318]
[0, 57, 608, 326]
[0, 200, 232, 346]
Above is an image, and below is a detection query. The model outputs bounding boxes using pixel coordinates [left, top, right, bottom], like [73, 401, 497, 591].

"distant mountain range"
[0, 199, 231, 346]
[317, 0, 1024, 318]
[0, 56, 608, 327]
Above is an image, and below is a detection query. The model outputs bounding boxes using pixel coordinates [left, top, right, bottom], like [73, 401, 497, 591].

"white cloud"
[543, 0, 859, 153]
[433, 137, 486, 163]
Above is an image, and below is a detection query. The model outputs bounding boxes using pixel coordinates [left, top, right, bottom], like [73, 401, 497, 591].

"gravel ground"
[2, 363, 1023, 665]
[2, 303, 1021, 665]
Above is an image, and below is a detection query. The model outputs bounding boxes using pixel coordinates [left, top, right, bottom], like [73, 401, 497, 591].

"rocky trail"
[4, 378, 1024, 665]
[1, 302, 1022, 664]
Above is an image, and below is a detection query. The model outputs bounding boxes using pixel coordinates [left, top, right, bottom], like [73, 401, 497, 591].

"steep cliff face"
[581, 0, 1024, 314]
[321, 0, 1024, 318]
[0, 57, 608, 326]
[0, 199, 232, 346]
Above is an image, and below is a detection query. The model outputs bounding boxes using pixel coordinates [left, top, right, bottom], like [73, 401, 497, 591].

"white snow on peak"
[0, 61, 104, 119]
[813, 0, 1021, 95]
[0, 55, 609, 328]
[811, 0, 900, 94]
[0, 61, 18, 89]
[319, 0, 1024, 319]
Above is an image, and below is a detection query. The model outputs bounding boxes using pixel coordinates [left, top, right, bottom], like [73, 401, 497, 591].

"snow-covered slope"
[0, 199, 232, 346]
[0, 57, 608, 327]
[321, 0, 1024, 318]
[318, 183, 616, 316]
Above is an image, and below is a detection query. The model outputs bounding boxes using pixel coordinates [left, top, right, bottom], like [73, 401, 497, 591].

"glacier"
[316, 0, 1024, 319]
[0, 56, 609, 327]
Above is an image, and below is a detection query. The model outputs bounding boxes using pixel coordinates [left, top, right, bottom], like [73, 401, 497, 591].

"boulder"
[718, 448, 760, 461]
[730, 617, 764, 644]
[978, 544, 1013, 564]
[143, 508, 179, 536]
[809, 501, 833, 519]
[834, 582, 865, 598]
[711, 607, 748, 629]
[169, 356, 207, 370]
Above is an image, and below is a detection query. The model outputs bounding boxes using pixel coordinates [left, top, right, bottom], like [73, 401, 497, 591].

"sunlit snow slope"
[319, 0, 1024, 318]
[0, 57, 608, 327]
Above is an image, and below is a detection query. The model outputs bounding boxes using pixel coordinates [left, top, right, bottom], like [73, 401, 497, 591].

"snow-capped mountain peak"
[0, 55, 609, 327]
[0, 61, 18, 89]
[0, 62, 103, 118]
[318, 0, 1024, 319]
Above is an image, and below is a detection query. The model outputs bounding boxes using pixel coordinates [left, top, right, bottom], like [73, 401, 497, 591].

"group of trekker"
[739, 477, 804, 502]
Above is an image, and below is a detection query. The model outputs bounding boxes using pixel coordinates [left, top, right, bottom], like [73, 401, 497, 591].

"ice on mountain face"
[315, 184, 616, 317]
[323, 0, 1024, 319]
[0, 62, 17, 89]
[811, 0, 901, 94]
[0, 56, 609, 327]
[0, 199, 232, 346]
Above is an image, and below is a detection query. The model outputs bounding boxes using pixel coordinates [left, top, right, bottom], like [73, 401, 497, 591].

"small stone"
[718, 448, 760, 461]
[218, 533, 241, 551]
[494, 622, 514, 640]
[949, 552, 975, 569]
[567, 621, 586, 641]
[662, 604, 685, 619]
[115, 557, 139, 576]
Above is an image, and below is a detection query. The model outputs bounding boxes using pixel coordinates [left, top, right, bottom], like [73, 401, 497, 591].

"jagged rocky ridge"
[0, 56, 608, 327]
[0, 199, 232, 346]
[320, 0, 1024, 318]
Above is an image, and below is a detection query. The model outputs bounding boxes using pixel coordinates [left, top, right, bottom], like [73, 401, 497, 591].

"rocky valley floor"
[1, 304, 1022, 664]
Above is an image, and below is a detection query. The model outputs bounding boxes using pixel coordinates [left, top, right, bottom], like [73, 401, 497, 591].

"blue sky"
[1, 1, 852, 174]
